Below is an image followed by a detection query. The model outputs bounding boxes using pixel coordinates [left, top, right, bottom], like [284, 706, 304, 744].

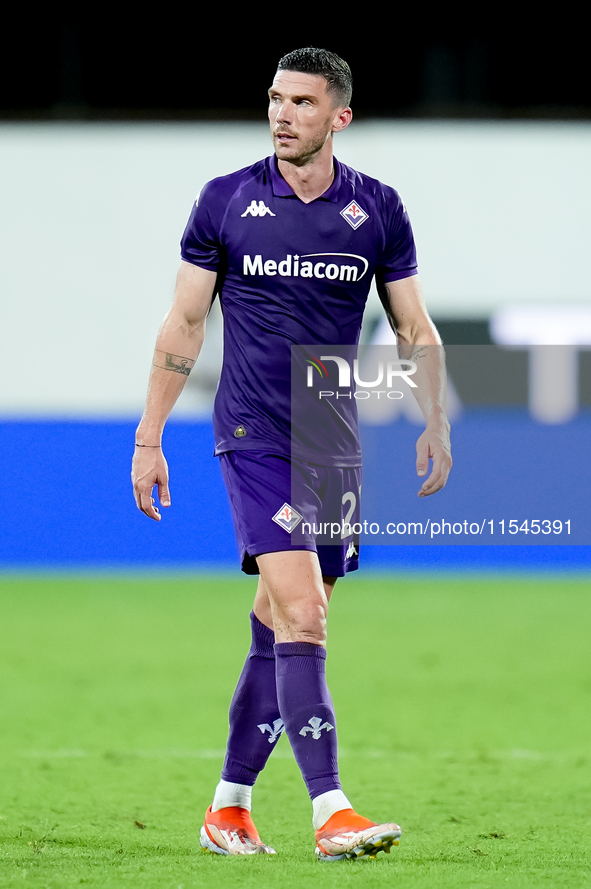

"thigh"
[255, 549, 328, 644]
[219, 451, 320, 575]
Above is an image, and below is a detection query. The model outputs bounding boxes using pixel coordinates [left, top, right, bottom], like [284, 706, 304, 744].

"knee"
[255, 551, 329, 645]
[273, 595, 328, 645]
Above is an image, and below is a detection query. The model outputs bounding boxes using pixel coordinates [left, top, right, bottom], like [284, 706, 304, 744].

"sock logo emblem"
[299, 716, 334, 739]
[257, 718, 285, 744]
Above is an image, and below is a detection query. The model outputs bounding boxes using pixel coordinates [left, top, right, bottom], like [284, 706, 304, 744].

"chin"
[275, 140, 297, 156]
[276, 143, 310, 164]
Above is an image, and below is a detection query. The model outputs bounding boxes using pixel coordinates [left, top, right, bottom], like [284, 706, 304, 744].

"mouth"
[275, 131, 296, 144]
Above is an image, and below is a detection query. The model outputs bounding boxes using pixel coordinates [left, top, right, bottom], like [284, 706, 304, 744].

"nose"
[274, 100, 293, 125]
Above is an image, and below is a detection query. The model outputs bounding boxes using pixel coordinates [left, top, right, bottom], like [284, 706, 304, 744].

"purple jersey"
[180, 155, 417, 465]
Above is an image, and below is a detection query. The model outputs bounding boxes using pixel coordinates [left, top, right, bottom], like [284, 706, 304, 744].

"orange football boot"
[315, 808, 401, 861]
[200, 805, 276, 855]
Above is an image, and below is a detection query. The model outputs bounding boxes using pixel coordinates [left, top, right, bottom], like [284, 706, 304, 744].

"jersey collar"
[268, 155, 343, 203]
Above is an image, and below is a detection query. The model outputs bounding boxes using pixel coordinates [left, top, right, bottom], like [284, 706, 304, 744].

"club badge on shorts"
[272, 503, 303, 532]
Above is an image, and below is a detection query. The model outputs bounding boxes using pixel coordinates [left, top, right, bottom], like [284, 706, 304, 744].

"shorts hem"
[318, 560, 360, 578]
[241, 542, 317, 575]
[240, 546, 360, 578]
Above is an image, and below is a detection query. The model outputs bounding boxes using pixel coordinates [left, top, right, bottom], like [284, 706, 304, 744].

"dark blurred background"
[2, 12, 588, 121]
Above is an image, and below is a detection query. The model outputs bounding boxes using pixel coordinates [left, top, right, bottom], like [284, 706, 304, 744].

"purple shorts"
[219, 451, 361, 577]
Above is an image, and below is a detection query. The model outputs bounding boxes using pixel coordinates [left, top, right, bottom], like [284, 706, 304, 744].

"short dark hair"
[276, 47, 352, 107]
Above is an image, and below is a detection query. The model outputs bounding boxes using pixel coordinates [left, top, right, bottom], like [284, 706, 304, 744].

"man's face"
[268, 70, 349, 165]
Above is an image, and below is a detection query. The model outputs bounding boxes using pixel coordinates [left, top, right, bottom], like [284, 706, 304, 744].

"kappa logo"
[299, 716, 334, 739]
[241, 199, 276, 218]
[340, 200, 368, 230]
[272, 503, 303, 533]
[345, 541, 358, 559]
[257, 718, 285, 744]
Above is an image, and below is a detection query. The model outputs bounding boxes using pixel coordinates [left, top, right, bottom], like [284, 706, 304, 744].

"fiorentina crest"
[272, 502, 303, 532]
[340, 200, 368, 230]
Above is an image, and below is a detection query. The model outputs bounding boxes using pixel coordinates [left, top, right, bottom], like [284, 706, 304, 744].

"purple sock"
[274, 642, 341, 800]
[221, 612, 283, 787]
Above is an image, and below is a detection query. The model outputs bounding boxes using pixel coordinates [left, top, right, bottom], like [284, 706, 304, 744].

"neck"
[277, 147, 335, 203]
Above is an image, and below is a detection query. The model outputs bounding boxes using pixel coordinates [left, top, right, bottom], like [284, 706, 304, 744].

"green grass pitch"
[1, 572, 590, 888]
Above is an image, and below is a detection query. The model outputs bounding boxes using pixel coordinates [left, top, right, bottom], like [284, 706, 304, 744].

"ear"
[332, 106, 353, 134]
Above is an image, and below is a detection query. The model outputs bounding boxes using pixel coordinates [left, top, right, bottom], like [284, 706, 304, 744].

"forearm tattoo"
[153, 350, 195, 376]
[411, 346, 428, 360]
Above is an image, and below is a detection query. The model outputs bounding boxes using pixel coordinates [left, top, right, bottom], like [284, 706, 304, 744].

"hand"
[415, 423, 452, 498]
[131, 446, 171, 521]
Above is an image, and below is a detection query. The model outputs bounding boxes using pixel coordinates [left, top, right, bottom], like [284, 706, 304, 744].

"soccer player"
[132, 47, 452, 861]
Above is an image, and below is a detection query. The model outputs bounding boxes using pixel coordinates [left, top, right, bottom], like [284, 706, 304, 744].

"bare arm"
[385, 276, 452, 497]
[132, 261, 217, 520]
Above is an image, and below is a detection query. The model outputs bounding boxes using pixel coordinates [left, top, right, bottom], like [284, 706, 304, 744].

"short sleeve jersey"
[180, 154, 417, 467]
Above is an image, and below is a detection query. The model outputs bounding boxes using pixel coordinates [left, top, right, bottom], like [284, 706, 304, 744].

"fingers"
[418, 459, 446, 497]
[418, 451, 452, 497]
[158, 481, 171, 508]
[416, 431, 452, 498]
[137, 483, 171, 519]
[139, 490, 163, 521]
[131, 451, 171, 521]
[133, 475, 161, 520]
[416, 435, 430, 479]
